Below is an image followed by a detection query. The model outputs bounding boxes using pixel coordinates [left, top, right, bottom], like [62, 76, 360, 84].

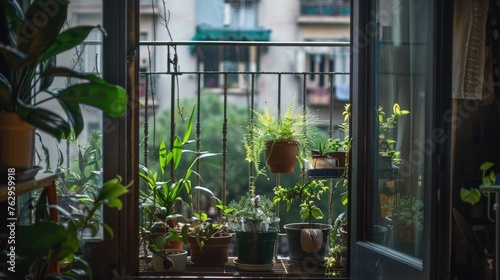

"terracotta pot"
[0, 112, 35, 173]
[264, 140, 300, 174]
[188, 233, 233, 265]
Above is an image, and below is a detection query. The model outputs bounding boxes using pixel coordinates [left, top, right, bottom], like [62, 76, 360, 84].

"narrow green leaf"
[102, 223, 114, 239]
[172, 136, 183, 169]
[56, 98, 84, 137]
[39, 56, 56, 90]
[183, 106, 196, 143]
[159, 139, 167, 175]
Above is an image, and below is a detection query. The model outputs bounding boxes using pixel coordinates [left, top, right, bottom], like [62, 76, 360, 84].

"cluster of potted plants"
[308, 104, 350, 178]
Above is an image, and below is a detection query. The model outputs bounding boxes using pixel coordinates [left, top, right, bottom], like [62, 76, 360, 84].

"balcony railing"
[137, 40, 350, 277]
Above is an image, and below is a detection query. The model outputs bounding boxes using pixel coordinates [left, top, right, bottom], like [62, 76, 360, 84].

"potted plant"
[227, 186, 278, 271]
[243, 98, 317, 174]
[0, 0, 128, 174]
[14, 176, 130, 279]
[273, 180, 332, 264]
[383, 195, 424, 244]
[139, 107, 217, 270]
[308, 103, 350, 178]
[460, 161, 496, 218]
[186, 186, 233, 266]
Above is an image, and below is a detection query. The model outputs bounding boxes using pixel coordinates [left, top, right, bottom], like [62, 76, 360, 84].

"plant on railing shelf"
[378, 103, 410, 167]
[243, 98, 318, 175]
[13, 176, 130, 280]
[460, 161, 496, 206]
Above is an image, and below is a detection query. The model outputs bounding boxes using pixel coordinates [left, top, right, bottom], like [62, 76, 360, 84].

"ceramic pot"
[236, 230, 277, 265]
[152, 249, 188, 272]
[283, 223, 332, 264]
[0, 112, 35, 173]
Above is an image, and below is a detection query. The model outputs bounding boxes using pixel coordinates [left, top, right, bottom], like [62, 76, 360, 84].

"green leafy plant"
[273, 180, 328, 224]
[0, 0, 127, 140]
[187, 186, 233, 249]
[243, 98, 317, 175]
[383, 195, 424, 226]
[139, 107, 217, 251]
[460, 162, 496, 205]
[15, 176, 130, 279]
[378, 103, 410, 166]
[227, 185, 276, 232]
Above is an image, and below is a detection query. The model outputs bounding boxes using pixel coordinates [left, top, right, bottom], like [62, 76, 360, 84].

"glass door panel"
[370, 0, 429, 257]
[351, 0, 443, 279]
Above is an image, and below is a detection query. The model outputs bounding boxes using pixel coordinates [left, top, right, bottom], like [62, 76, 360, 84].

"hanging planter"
[308, 151, 348, 178]
[265, 140, 300, 174]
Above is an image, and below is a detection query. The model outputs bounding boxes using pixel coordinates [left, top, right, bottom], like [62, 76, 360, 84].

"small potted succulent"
[228, 186, 278, 270]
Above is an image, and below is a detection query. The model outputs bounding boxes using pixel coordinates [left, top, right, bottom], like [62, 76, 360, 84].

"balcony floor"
[138, 256, 348, 279]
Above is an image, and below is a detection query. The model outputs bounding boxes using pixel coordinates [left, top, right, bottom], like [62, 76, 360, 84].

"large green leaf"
[17, 221, 67, 255]
[17, 102, 71, 140]
[39, 25, 104, 63]
[16, 0, 68, 62]
[0, 0, 23, 45]
[56, 82, 127, 117]
[460, 187, 481, 205]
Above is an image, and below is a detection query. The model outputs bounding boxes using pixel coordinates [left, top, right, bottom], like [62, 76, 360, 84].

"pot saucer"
[233, 258, 275, 272]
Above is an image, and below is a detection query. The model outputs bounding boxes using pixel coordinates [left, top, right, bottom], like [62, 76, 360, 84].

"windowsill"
[138, 256, 348, 279]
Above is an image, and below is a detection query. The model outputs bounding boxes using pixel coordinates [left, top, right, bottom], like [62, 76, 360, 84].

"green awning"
[192, 25, 271, 41]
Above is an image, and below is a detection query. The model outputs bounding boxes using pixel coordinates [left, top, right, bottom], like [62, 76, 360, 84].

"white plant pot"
[152, 249, 188, 272]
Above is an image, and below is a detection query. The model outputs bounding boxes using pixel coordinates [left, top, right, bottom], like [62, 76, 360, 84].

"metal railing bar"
[139, 40, 350, 47]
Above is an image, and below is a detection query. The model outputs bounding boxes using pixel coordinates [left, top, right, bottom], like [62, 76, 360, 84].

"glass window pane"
[370, 0, 430, 258]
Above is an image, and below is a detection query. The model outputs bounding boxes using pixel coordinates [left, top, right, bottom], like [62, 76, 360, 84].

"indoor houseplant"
[0, 0, 128, 172]
[243, 98, 317, 174]
[13, 176, 130, 279]
[274, 180, 332, 264]
[460, 161, 496, 218]
[227, 186, 278, 271]
[186, 186, 233, 266]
